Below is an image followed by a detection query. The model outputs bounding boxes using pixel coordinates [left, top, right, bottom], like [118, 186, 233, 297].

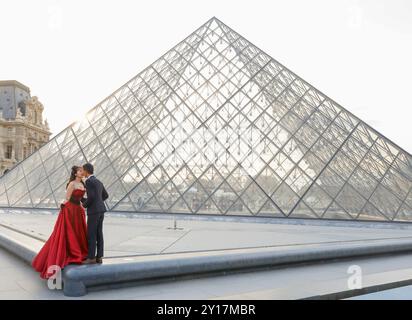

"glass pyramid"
[1, 17, 412, 222]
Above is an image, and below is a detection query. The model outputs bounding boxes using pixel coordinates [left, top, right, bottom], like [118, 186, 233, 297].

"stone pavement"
[1, 211, 412, 258]
[2, 246, 412, 300]
[349, 285, 412, 300]
[2, 210, 412, 299]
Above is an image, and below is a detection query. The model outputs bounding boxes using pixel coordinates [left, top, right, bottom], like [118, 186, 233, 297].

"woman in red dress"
[32, 166, 88, 279]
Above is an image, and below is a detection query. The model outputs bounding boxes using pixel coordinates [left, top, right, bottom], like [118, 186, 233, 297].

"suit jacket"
[81, 176, 109, 215]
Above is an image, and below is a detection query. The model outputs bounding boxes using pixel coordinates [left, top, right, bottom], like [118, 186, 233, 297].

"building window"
[18, 101, 26, 116]
[5, 145, 12, 159]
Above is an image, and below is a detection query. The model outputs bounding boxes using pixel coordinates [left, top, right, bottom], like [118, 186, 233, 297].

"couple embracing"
[32, 163, 109, 279]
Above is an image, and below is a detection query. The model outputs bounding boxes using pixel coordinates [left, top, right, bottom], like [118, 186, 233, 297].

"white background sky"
[1, 0, 412, 153]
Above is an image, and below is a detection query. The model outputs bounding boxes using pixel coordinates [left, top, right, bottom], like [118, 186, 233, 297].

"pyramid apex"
[206, 16, 222, 24]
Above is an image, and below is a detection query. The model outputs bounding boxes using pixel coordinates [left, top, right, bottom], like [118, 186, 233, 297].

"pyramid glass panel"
[1, 17, 412, 222]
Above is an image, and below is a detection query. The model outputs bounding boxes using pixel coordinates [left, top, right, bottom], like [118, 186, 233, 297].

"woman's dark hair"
[66, 166, 85, 189]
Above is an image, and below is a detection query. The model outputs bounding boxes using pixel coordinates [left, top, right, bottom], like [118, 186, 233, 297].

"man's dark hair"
[83, 163, 94, 175]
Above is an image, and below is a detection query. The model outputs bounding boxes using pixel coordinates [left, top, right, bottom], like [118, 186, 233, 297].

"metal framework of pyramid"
[1, 17, 412, 222]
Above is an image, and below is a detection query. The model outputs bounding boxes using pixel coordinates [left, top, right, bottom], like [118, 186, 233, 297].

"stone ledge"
[63, 238, 412, 297]
[0, 225, 40, 264]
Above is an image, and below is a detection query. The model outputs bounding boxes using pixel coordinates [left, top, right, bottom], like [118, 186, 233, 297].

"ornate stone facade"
[0, 81, 51, 174]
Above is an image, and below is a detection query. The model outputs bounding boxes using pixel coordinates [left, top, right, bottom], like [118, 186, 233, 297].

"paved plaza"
[1, 211, 412, 258]
[1, 211, 412, 299]
[2, 245, 412, 299]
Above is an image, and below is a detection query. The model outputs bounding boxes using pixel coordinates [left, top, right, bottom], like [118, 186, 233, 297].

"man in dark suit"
[81, 163, 109, 265]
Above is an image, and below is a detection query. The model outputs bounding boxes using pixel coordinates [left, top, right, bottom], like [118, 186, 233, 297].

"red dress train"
[32, 189, 88, 279]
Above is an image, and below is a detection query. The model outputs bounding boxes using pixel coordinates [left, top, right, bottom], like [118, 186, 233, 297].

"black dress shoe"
[83, 258, 97, 265]
[96, 257, 103, 264]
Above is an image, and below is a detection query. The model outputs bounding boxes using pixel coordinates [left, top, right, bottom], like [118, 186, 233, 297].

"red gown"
[32, 189, 88, 279]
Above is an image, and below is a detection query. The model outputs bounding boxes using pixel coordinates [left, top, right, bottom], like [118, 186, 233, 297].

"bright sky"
[1, 0, 412, 153]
